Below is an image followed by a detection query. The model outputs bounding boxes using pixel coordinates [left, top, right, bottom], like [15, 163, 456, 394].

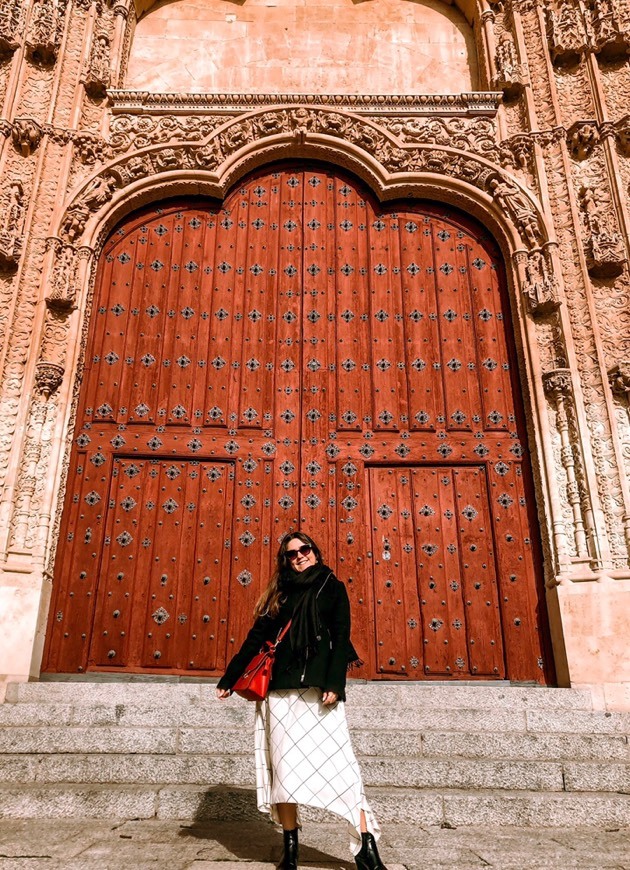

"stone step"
[1, 750, 629, 794]
[2, 699, 629, 735]
[0, 783, 628, 828]
[4, 681, 596, 711]
[0, 753, 586, 791]
[1, 720, 628, 764]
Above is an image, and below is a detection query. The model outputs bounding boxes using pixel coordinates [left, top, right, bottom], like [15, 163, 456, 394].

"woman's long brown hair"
[253, 532, 323, 618]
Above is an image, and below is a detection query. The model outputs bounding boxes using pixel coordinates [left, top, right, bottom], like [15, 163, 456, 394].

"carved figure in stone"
[289, 107, 316, 141]
[608, 362, 630, 397]
[616, 115, 630, 154]
[545, 0, 586, 62]
[61, 206, 89, 244]
[221, 120, 253, 152]
[567, 122, 600, 160]
[499, 135, 532, 171]
[494, 29, 527, 93]
[0, 181, 24, 267]
[255, 111, 287, 136]
[195, 137, 224, 168]
[82, 174, 117, 211]
[522, 248, 560, 315]
[47, 244, 77, 310]
[153, 147, 182, 170]
[585, 0, 625, 53]
[579, 185, 627, 277]
[0, 0, 22, 53]
[74, 131, 105, 165]
[321, 112, 350, 136]
[26, 0, 63, 64]
[84, 32, 111, 98]
[12, 118, 42, 157]
[110, 156, 151, 187]
[488, 176, 541, 247]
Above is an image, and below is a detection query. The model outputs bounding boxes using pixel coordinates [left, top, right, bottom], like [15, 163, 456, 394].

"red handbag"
[232, 621, 292, 701]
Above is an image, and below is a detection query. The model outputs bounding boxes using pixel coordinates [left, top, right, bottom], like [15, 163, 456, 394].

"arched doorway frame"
[21, 107, 592, 681]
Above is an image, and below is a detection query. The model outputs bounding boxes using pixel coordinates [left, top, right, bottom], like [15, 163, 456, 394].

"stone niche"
[125, 0, 478, 95]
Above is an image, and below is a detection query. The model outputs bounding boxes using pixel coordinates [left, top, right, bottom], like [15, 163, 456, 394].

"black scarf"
[279, 562, 362, 669]
[280, 562, 330, 661]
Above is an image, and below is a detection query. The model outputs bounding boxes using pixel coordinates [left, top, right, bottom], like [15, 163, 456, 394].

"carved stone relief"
[26, 0, 66, 66]
[0, 0, 23, 55]
[84, 29, 111, 99]
[544, 0, 588, 64]
[0, 182, 25, 269]
[578, 184, 627, 278]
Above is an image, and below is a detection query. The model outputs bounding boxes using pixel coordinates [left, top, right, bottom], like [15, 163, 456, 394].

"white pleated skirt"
[254, 687, 381, 857]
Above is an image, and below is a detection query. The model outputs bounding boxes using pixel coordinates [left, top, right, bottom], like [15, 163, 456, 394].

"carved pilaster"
[543, 369, 590, 560]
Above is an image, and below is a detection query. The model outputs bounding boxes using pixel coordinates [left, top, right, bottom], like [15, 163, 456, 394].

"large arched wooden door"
[43, 165, 553, 683]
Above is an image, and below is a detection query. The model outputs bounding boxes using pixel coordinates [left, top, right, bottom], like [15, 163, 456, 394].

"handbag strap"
[271, 619, 292, 649]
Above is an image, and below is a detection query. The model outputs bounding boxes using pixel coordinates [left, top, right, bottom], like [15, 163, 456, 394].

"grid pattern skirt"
[254, 687, 381, 856]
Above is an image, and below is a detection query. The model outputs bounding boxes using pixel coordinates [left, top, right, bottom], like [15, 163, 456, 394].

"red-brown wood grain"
[42, 166, 553, 683]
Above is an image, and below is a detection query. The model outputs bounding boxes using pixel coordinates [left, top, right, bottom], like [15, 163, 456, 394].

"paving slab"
[0, 819, 628, 869]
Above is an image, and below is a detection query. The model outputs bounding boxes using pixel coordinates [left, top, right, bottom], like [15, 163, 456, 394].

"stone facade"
[0, 0, 629, 709]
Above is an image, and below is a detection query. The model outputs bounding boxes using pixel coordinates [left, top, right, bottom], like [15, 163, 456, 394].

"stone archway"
[42, 163, 554, 682]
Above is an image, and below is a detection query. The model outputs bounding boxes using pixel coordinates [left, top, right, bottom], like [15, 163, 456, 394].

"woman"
[216, 532, 387, 870]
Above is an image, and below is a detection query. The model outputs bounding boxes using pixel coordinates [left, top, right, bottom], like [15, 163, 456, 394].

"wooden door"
[43, 165, 552, 683]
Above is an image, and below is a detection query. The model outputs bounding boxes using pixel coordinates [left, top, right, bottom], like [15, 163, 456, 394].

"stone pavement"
[0, 819, 628, 869]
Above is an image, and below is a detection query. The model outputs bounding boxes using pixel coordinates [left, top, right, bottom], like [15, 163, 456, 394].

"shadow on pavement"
[178, 787, 353, 867]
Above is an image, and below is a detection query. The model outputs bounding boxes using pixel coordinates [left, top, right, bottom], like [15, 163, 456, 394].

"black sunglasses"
[286, 544, 312, 561]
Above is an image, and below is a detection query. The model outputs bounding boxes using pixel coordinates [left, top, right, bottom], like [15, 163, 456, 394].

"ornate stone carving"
[608, 362, 630, 397]
[108, 114, 225, 154]
[46, 242, 78, 311]
[615, 115, 630, 155]
[566, 121, 600, 161]
[543, 368, 590, 560]
[520, 247, 561, 315]
[0, 0, 23, 54]
[488, 175, 542, 247]
[544, 0, 587, 64]
[84, 30, 111, 98]
[74, 131, 107, 165]
[12, 119, 42, 157]
[584, 0, 628, 57]
[579, 185, 627, 278]
[0, 181, 25, 269]
[494, 28, 529, 96]
[379, 116, 497, 158]
[34, 361, 65, 397]
[499, 134, 534, 172]
[26, 0, 66, 65]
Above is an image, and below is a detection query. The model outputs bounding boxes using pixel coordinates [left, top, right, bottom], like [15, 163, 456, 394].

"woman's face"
[285, 536, 318, 572]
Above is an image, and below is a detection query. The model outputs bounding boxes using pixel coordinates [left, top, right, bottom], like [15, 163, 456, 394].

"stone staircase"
[0, 681, 628, 827]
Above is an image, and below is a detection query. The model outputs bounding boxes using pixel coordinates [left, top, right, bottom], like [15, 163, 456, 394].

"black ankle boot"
[277, 827, 298, 870]
[355, 831, 388, 870]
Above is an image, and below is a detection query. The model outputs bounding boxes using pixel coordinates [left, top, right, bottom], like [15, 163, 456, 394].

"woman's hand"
[321, 690, 338, 706]
[216, 688, 231, 700]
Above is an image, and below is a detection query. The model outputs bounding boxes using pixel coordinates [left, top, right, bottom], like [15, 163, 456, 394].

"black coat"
[217, 571, 353, 701]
